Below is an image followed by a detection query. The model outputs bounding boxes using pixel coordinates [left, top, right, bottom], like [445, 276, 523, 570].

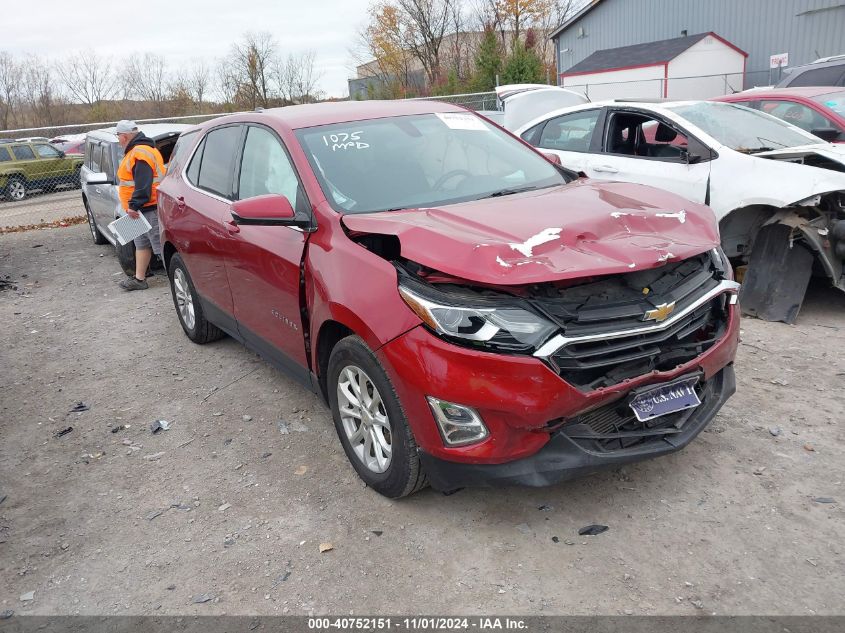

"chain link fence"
[406, 91, 499, 111]
[0, 113, 232, 231]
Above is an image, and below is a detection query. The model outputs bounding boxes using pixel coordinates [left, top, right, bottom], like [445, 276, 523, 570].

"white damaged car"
[504, 92, 845, 323]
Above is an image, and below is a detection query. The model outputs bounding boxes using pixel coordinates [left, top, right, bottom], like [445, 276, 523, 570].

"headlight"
[398, 284, 557, 353]
[710, 246, 733, 280]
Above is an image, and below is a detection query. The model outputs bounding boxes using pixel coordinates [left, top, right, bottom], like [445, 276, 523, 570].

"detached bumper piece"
[420, 365, 735, 491]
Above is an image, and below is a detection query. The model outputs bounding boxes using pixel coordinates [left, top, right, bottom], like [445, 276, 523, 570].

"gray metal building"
[552, 0, 845, 88]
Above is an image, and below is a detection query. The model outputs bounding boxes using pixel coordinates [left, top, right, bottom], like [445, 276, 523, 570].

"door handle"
[592, 165, 619, 174]
[175, 196, 186, 212]
[225, 220, 240, 234]
[94, 187, 102, 194]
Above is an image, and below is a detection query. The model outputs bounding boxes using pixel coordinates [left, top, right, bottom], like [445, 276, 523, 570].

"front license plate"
[629, 377, 701, 422]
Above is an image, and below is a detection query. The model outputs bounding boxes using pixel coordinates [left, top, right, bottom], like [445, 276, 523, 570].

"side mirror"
[541, 151, 562, 166]
[810, 127, 841, 142]
[680, 148, 703, 165]
[85, 171, 113, 185]
[230, 194, 309, 227]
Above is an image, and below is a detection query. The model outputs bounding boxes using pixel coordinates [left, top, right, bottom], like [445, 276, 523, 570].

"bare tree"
[285, 51, 323, 103]
[55, 50, 118, 110]
[354, 1, 418, 97]
[187, 60, 211, 112]
[125, 53, 169, 115]
[396, 0, 456, 86]
[0, 52, 22, 129]
[230, 31, 277, 109]
[20, 56, 65, 127]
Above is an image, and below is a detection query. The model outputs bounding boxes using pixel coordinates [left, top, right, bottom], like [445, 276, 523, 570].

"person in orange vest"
[115, 120, 166, 291]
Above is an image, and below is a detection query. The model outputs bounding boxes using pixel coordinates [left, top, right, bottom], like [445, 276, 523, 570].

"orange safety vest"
[117, 144, 166, 211]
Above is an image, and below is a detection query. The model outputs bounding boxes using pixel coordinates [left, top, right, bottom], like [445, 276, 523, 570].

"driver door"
[589, 109, 711, 205]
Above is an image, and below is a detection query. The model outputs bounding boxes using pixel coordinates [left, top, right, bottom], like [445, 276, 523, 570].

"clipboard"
[107, 213, 153, 246]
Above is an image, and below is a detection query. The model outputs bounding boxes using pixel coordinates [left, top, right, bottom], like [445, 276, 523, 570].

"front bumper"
[419, 365, 735, 490]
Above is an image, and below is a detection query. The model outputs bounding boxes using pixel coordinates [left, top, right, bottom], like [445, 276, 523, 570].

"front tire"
[328, 336, 427, 498]
[167, 253, 224, 344]
[84, 198, 108, 245]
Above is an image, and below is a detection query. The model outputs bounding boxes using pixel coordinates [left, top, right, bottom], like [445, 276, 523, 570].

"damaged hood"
[753, 142, 845, 164]
[341, 181, 720, 285]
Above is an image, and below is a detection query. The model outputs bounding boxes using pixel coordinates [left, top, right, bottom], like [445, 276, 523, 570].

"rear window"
[789, 65, 845, 87]
[12, 145, 35, 160]
[0, 147, 10, 162]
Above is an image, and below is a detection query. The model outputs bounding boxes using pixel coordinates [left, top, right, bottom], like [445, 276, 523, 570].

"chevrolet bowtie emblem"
[644, 302, 676, 322]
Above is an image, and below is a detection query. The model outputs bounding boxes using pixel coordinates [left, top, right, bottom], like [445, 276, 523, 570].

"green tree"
[501, 39, 544, 85]
[472, 26, 503, 91]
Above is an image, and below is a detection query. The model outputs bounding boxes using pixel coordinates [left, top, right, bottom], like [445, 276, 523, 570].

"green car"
[0, 140, 84, 201]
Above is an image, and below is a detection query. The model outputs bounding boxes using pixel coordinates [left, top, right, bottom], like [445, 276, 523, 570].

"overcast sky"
[4, 0, 374, 98]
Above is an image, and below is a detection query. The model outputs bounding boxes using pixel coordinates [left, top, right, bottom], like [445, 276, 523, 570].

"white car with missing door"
[502, 87, 845, 323]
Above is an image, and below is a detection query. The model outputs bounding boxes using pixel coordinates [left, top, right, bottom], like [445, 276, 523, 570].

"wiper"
[478, 185, 539, 199]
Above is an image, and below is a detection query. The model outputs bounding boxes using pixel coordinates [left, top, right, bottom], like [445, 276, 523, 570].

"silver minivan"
[80, 124, 189, 274]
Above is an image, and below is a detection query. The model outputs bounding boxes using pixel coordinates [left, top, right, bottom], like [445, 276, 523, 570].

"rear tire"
[84, 198, 108, 245]
[116, 241, 136, 276]
[327, 335, 427, 498]
[167, 253, 224, 344]
[5, 175, 26, 201]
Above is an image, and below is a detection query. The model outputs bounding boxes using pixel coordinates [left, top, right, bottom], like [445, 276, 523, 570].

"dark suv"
[157, 101, 740, 498]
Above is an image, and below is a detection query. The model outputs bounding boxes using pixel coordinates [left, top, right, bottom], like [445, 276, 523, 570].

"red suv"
[157, 101, 740, 498]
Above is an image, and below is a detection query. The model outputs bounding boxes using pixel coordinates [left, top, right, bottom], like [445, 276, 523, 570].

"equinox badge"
[644, 302, 676, 322]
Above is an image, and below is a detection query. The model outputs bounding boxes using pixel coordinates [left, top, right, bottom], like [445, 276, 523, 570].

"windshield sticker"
[435, 112, 487, 131]
[322, 131, 369, 151]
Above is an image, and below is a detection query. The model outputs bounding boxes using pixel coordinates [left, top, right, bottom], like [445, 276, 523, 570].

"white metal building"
[561, 32, 747, 100]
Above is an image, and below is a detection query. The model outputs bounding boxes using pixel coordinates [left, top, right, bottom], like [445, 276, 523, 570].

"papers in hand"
[107, 213, 152, 246]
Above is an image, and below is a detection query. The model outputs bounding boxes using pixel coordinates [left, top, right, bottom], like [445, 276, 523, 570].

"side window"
[605, 112, 689, 161]
[101, 147, 114, 178]
[196, 125, 242, 198]
[34, 144, 60, 158]
[0, 147, 10, 162]
[167, 131, 198, 175]
[760, 100, 833, 132]
[537, 110, 600, 153]
[520, 121, 545, 146]
[790, 66, 845, 88]
[237, 126, 300, 206]
[84, 141, 93, 168]
[12, 145, 35, 160]
[90, 144, 103, 173]
[185, 137, 205, 186]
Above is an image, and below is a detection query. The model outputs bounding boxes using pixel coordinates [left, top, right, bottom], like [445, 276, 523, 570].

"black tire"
[5, 175, 26, 201]
[116, 241, 136, 276]
[83, 198, 108, 245]
[327, 335, 428, 498]
[167, 253, 224, 344]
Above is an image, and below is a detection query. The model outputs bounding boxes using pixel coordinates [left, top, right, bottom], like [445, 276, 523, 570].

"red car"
[157, 101, 740, 497]
[715, 87, 845, 143]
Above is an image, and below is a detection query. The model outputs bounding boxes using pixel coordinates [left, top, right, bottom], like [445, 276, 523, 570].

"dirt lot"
[1, 223, 844, 617]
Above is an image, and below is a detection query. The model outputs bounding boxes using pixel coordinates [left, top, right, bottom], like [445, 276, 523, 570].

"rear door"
[588, 108, 711, 204]
[85, 142, 109, 224]
[224, 124, 312, 381]
[169, 124, 244, 319]
[32, 143, 66, 183]
[10, 144, 38, 184]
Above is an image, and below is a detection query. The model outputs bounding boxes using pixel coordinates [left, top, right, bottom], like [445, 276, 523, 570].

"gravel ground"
[1, 224, 844, 617]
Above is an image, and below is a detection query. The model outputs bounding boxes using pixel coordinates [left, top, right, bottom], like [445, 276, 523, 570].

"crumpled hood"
[753, 142, 845, 164]
[341, 181, 720, 285]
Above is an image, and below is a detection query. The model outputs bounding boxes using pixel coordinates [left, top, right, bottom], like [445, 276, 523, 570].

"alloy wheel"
[8, 179, 25, 201]
[173, 268, 196, 330]
[337, 365, 393, 473]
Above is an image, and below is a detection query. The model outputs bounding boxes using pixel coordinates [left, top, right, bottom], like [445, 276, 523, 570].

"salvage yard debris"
[53, 427, 73, 438]
[578, 525, 609, 536]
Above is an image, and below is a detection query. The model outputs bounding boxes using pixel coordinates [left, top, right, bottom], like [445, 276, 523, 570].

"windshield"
[665, 102, 820, 152]
[812, 91, 845, 118]
[295, 112, 566, 213]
